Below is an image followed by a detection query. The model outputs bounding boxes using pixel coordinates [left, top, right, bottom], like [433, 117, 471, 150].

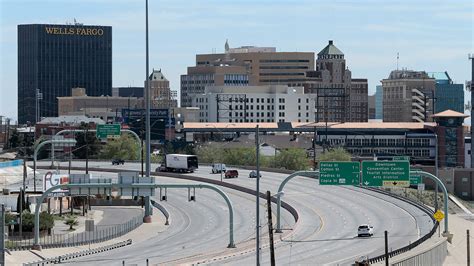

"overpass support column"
[143, 196, 152, 223]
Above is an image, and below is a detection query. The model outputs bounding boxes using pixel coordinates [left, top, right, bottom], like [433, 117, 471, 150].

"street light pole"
[145, 0, 151, 178]
[255, 125, 261, 266]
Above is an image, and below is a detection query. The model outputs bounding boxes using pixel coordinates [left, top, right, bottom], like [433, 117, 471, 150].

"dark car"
[112, 159, 125, 165]
[224, 170, 239, 178]
[249, 170, 262, 178]
[155, 165, 167, 172]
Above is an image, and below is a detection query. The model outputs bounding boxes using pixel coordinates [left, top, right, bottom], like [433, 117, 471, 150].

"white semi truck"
[161, 154, 199, 173]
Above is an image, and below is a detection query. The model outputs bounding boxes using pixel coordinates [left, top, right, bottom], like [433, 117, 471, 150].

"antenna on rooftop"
[396, 52, 399, 71]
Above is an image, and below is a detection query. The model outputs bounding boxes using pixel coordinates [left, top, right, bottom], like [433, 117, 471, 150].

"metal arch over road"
[275, 170, 319, 233]
[411, 170, 450, 235]
[275, 170, 450, 236]
[33, 182, 236, 250]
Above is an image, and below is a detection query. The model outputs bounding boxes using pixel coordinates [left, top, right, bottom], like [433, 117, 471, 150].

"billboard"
[43, 171, 69, 193]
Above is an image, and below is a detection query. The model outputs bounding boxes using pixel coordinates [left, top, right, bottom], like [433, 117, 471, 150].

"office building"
[304, 41, 368, 122]
[382, 70, 436, 122]
[18, 23, 112, 124]
[147, 69, 178, 109]
[193, 85, 317, 123]
[428, 72, 464, 113]
[181, 65, 249, 107]
[58, 88, 141, 121]
[368, 95, 376, 119]
[375, 85, 383, 120]
[181, 40, 314, 107]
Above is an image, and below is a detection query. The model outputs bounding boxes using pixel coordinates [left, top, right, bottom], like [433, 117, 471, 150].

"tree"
[4, 212, 16, 226]
[73, 130, 101, 159]
[318, 147, 351, 162]
[273, 148, 310, 170]
[64, 215, 79, 230]
[195, 144, 225, 164]
[21, 211, 54, 232]
[99, 134, 139, 160]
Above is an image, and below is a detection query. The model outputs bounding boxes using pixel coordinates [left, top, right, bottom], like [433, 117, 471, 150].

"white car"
[357, 224, 374, 237]
[212, 163, 226, 174]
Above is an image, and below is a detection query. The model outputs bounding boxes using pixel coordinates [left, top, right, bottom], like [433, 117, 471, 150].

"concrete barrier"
[390, 238, 447, 266]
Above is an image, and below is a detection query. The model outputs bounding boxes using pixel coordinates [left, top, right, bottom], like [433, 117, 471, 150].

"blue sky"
[1, 0, 473, 123]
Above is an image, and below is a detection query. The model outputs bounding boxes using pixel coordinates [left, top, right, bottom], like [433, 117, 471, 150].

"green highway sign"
[96, 124, 121, 139]
[410, 174, 422, 185]
[393, 156, 410, 161]
[361, 161, 410, 187]
[319, 161, 360, 186]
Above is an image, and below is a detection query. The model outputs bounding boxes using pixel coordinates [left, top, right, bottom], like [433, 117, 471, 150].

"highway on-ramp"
[32, 161, 434, 265]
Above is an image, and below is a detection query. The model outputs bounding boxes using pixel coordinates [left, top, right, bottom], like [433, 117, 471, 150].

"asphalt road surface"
[31, 161, 434, 265]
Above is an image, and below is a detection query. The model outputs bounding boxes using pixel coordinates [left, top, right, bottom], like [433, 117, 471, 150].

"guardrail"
[357, 187, 438, 264]
[23, 239, 132, 266]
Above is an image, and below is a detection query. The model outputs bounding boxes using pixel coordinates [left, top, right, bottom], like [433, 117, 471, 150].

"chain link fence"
[6, 210, 143, 250]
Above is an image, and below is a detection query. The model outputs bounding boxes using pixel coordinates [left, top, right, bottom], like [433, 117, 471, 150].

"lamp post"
[256, 125, 261, 266]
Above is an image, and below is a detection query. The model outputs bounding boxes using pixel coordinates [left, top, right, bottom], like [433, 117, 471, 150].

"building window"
[298, 98, 301, 103]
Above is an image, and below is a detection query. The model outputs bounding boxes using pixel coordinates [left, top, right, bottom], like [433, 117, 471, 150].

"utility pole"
[468, 229, 471, 266]
[384, 230, 389, 266]
[266, 191, 276, 266]
[313, 126, 317, 170]
[255, 125, 261, 266]
[469, 54, 474, 168]
[145, 0, 151, 178]
[0, 204, 4, 266]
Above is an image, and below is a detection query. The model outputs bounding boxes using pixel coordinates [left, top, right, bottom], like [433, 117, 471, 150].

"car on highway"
[112, 159, 125, 165]
[212, 163, 226, 174]
[224, 170, 239, 178]
[155, 165, 167, 172]
[248, 170, 261, 178]
[357, 224, 374, 237]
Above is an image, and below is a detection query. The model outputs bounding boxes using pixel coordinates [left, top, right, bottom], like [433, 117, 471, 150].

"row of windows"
[229, 119, 274, 123]
[347, 148, 430, 157]
[259, 66, 309, 69]
[259, 72, 305, 76]
[329, 138, 431, 147]
[260, 79, 308, 83]
[259, 59, 310, 63]
[181, 80, 215, 85]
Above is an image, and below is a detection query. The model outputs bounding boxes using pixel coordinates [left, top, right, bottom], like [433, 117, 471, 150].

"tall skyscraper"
[18, 23, 112, 124]
[304, 40, 368, 122]
[382, 70, 435, 122]
[148, 69, 177, 108]
[428, 72, 464, 113]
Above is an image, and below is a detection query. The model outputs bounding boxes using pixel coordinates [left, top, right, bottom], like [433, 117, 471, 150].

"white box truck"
[163, 154, 199, 173]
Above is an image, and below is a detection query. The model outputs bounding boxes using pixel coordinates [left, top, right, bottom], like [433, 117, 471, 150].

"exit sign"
[319, 162, 360, 186]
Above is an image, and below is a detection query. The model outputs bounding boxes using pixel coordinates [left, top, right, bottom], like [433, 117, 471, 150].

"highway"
[31, 160, 434, 265]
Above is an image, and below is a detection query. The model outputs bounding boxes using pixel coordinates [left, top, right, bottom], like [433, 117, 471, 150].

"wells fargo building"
[18, 24, 112, 124]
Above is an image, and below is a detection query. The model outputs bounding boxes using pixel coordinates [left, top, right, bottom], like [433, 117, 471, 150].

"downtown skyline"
[1, 0, 472, 123]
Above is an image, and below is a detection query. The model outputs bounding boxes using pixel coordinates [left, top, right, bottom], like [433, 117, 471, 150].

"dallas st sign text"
[45, 27, 104, 36]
